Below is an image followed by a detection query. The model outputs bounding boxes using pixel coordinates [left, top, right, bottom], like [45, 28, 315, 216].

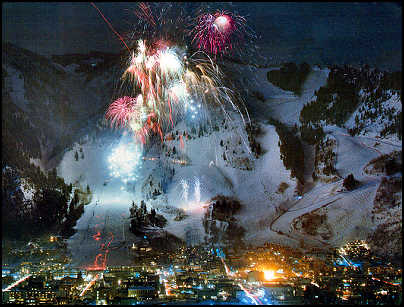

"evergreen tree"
[130, 201, 138, 217]
[343, 173, 359, 191]
[140, 200, 147, 215]
[150, 208, 156, 225]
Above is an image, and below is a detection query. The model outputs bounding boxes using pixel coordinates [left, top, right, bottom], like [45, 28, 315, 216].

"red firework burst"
[192, 10, 246, 56]
[105, 96, 136, 129]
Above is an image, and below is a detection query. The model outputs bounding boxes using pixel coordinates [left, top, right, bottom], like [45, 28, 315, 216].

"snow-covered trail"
[272, 178, 380, 249]
[338, 133, 401, 156]
[269, 124, 385, 249]
[67, 200, 136, 268]
[58, 127, 233, 265]
[263, 67, 330, 125]
[57, 132, 145, 267]
[230, 65, 329, 126]
[333, 132, 380, 179]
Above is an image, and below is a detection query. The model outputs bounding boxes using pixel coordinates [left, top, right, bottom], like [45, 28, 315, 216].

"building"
[7, 288, 57, 304]
[263, 284, 303, 304]
[128, 286, 157, 300]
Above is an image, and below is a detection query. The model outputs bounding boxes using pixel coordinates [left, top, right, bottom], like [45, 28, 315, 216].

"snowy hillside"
[3, 43, 402, 264]
[56, 59, 402, 264]
[2, 43, 119, 170]
[346, 90, 401, 142]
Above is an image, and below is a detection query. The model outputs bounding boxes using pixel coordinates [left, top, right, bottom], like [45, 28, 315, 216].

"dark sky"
[2, 2, 402, 69]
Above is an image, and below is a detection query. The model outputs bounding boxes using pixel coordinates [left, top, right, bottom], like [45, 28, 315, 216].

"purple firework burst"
[192, 10, 247, 56]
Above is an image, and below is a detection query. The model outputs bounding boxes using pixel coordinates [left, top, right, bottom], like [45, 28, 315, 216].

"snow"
[20, 178, 35, 201]
[272, 178, 379, 248]
[57, 109, 299, 265]
[63, 63, 80, 74]
[58, 133, 144, 267]
[52, 60, 400, 265]
[4, 65, 29, 112]
[226, 64, 330, 127]
[333, 132, 379, 179]
[4, 41, 401, 265]
[268, 120, 395, 249]
[346, 91, 402, 143]
[29, 158, 45, 173]
[265, 68, 330, 126]
[234, 66, 329, 124]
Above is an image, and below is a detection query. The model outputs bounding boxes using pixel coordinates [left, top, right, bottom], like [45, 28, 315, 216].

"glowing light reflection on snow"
[107, 142, 142, 182]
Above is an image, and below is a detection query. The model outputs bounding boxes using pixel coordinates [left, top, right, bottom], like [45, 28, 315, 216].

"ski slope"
[56, 62, 401, 266]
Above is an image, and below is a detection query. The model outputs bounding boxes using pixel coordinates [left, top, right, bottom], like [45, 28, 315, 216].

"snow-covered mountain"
[3, 43, 402, 265]
[2, 42, 120, 170]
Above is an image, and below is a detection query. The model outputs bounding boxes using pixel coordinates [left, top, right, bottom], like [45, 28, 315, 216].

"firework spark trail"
[186, 50, 250, 129]
[90, 2, 130, 52]
[135, 2, 156, 27]
[106, 96, 137, 129]
[113, 40, 190, 143]
[2, 274, 32, 292]
[130, 3, 190, 45]
[117, 44, 236, 143]
[102, 3, 252, 150]
[108, 142, 142, 180]
[80, 274, 99, 297]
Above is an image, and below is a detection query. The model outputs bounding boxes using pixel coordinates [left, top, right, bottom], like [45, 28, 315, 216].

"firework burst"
[127, 2, 190, 47]
[103, 3, 252, 146]
[192, 10, 248, 57]
[106, 96, 136, 129]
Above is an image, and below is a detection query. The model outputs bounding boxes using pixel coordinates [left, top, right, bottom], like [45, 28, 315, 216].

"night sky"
[2, 2, 402, 69]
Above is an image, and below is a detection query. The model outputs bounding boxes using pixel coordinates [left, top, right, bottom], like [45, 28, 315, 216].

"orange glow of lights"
[92, 231, 101, 241]
[264, 270, 275, 280]
[170, 159, 188, 165]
